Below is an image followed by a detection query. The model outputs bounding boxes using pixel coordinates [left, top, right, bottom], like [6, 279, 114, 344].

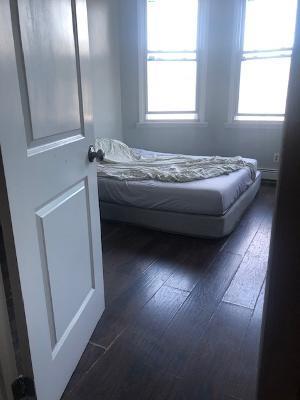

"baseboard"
[259, 168, 279, 181]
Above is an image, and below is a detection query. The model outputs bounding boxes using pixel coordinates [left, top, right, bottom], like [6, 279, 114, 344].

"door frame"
[0, 262, 16, 400]
[0, 149, 34, 394]
[257, 1, 300, 398]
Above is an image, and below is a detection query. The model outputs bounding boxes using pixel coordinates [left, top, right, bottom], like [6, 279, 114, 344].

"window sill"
[136, 121, 209, 129]
[225, 120, 284, 129]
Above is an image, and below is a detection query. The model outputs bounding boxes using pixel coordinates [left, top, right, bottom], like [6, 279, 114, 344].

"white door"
[0, 1, 105, 399]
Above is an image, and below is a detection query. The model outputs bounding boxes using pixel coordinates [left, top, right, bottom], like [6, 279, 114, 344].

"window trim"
[228, 0, 289, 127]
[137, 0, 209, 125]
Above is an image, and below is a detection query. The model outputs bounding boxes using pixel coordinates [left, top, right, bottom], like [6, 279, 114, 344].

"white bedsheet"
[98, 148, 259, 216]
[96, 139, 257, 183]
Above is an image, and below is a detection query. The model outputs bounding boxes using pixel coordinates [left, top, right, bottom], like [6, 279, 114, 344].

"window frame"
[137, 0, 209, 126]
[228, 0, 293, 128]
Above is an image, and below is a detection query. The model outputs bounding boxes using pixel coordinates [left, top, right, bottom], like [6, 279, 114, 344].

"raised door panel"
[36, 181, 96, 357]
[17, 0, 81, 141]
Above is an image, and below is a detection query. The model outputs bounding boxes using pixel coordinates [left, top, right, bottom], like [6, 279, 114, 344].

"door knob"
[88, 145, 104, 162]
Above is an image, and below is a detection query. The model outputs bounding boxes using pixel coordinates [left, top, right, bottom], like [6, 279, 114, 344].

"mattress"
[98, 149, 258, 217]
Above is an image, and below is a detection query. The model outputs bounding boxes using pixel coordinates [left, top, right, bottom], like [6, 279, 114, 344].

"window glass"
[147, 60, 197, 112]
[146, 0, 199, 117]
[236, 0, 297, 120]
[238, 57, 291, 115]
[243, 0, 297, 51]
[147, 0, 198, 52]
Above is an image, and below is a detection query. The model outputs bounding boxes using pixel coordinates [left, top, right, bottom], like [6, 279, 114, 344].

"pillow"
[95, 138, 139, 163]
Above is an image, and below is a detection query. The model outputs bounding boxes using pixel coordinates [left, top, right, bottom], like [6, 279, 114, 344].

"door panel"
[0, 0, 105, 399]
[18, 0, 81, 141]
[36, 180, 95, 349]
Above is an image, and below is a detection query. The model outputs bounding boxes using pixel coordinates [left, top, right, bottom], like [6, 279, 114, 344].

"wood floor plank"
[169, 302, 253, 400]
[91, 240, 189, 347]
[144, 251, 243, 378]
[221, 214, 263, 258]
[225, 283, 266, 400]
[134, 285, 190, 336]
[164, 237, 224, 292]
[223, 211, 271, 309]
[100, 221, 123, 240]
[66, 286, 189, 400]
[101, 223, 137, 254]
[103, 235, 173, 305]
[93, 235, 223, 348]
[102, 225, 158, 270]
[222, 253, 266, 309]
[63, 343, 105, 397]
[221, 186, 274, 257]
[246, 211, 273, 262]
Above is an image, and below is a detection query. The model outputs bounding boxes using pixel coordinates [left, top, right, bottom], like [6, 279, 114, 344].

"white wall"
[87, 0, 123, 141]
[119, 0, 284, 172]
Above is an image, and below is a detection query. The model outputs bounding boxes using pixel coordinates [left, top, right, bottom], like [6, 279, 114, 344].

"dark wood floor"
[63, 184, 275, 400]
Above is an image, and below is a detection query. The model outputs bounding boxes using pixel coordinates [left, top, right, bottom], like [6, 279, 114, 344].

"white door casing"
[0, 266, 17, 400]
[0, 1, 105, 399]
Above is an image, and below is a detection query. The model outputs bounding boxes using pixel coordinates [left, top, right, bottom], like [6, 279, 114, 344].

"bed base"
[99, 175, 261, 239]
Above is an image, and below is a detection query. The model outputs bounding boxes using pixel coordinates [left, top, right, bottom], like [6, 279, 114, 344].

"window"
[233, 0, 297, 123]
[139, 0, 207, 123]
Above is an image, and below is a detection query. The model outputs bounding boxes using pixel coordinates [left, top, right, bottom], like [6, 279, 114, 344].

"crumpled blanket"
[95, 138, 257, 183]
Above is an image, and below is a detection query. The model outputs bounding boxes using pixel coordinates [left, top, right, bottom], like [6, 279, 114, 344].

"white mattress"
[98, 149, 258, 217]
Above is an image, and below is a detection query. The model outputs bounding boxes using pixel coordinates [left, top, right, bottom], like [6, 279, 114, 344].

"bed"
[97, 147, 261, 238]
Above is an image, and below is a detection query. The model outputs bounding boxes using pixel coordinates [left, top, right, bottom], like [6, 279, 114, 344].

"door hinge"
[11, 376, 36, 399]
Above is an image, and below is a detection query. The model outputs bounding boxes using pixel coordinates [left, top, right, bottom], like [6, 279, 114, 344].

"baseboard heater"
[259, 168, 279, 181]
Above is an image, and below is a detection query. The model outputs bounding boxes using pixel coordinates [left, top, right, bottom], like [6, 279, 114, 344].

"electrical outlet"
[273, 152, 280, 163]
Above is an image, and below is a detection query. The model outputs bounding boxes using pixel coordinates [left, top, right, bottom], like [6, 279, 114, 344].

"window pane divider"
[243, 47, 292, 54]
[237, 113, 285, 117]
[242, 54, 291, 61]
[147, 110, 198, 115]
[147, 50, 197, 53]
[147, 58, 197, 61]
